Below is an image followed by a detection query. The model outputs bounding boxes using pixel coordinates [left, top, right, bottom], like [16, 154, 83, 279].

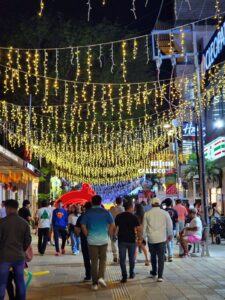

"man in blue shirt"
[52, 201, 68, 256]
[81, 195, 114, 291]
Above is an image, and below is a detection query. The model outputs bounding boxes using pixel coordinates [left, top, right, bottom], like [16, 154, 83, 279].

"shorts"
[187, 235, 201, 243]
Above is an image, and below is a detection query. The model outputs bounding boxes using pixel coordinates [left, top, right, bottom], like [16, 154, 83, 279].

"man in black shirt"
[18, 200, 32, 223]
[115, 200, 141, 283]
[164, 198, 178, 262]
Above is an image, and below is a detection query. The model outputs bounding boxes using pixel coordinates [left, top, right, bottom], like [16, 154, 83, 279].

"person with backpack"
[164, 198, 178, 262]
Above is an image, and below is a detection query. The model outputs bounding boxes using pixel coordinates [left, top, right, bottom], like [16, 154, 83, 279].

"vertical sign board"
[165, 171, 177, 196]
[204, 136, 225, 161]
[202, 17, 225, 72]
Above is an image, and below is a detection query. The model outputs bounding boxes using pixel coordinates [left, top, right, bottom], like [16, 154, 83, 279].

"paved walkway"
[24, 240, 225, 300]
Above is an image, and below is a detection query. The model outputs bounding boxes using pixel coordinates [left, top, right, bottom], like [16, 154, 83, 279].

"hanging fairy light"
[38, 0, 45, 17]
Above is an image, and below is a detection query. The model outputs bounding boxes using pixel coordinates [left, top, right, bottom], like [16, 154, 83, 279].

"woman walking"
[68, 205, 80, 255]
[135, 203, 149, 266]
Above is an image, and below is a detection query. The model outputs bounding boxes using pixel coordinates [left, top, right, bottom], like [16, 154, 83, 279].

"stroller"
[210, 216, 225, 244]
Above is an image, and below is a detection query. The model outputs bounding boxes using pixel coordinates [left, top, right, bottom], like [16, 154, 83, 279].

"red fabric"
[55, 183, 95, 207]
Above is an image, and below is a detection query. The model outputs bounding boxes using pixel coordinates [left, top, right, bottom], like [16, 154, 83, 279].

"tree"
[184, 154, 222, 203]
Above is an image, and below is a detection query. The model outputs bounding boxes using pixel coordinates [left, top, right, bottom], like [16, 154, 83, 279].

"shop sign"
[182, 122, 196, 137]
[138, 160, 174, 174]
[204, 136, 225, 161]
[202, 18, 225, 71]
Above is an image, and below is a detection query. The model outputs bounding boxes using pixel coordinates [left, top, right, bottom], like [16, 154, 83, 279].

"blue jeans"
[118, 242, 136, 279]
[70, 232, 80, 253]
[167, 230, 176, 257]
[176, 221, 185, 235]
[0, 260, 26, 300]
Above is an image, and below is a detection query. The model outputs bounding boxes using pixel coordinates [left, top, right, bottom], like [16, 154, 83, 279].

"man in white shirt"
[179, 208, 203, 257]
[143, 198, 172, 282]
[110, 197, 124, 263]
[36, 200, 52, 255]
[0, 201, 6, 219]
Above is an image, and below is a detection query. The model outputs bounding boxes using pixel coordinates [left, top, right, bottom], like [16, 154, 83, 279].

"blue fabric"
[0, 260, 26, 300]
[70, 232, 80, 253]
[81, 206, 114, 245]
[52, 208, 68, 228]
[167, 230, 176, 257]
[118, 242, 136, 279]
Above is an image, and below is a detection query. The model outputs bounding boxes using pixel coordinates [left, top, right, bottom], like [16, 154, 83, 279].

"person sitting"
[179, 208, 203, 257]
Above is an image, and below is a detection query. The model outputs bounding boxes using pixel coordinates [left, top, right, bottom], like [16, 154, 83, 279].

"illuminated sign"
[182, 122, 196, 137]
[203, 19, 225, 71]
[138, 161, 174, 174]
[204, 136, 225, 161]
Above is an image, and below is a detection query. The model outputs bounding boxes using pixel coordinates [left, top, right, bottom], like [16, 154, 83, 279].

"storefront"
[0, 145, 40, 213]
[204, 137, 225, 213]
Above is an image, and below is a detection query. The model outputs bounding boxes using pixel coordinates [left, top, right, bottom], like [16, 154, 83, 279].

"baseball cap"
[151, 198, 160, 205]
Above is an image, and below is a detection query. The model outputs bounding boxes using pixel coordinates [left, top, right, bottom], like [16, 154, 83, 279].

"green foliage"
[184, 154, 222, 186]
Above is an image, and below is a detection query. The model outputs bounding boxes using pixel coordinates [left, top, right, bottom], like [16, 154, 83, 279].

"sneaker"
[129, 273, 135, 279]
[55, 252, 61, 256]
[98, 278, 107, 287]
[61, 249, 65, 255]
[113, 257, 118, 263]
[120, 278, 127, 283]
[72, 252, 76, 255]
[149, 271, 157, 278]
[92, 284, 98, 291]
[168, 256, 173, 262]
[157, 278, 164, 282]
[83, 277, 91, 281]
[75, 251, 80, 255]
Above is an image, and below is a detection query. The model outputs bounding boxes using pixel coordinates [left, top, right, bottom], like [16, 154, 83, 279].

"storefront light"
[215, 119, 224, 129]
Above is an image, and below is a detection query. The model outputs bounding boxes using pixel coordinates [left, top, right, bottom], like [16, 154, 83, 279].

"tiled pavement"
[24, 240, 225, 300]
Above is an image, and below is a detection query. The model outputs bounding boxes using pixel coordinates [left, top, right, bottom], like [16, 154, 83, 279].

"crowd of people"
[0, 195, 218, 299]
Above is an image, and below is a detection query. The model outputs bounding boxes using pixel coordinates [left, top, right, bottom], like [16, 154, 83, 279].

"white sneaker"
[98, 278, 107, 287]
[157, 278, 164, 282]
[92, 284, 98, 291]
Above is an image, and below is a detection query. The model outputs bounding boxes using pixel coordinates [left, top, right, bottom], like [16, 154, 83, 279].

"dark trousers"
[38, 228, 49, 255]
[148, 242, 166, 278]
[0, 260, 25, 300]
[118, 242, 136, 279]
[81, 239, 91, 279]
[53, 227, 67, 253]
[88, 244, 108, 285]
[7, 271, 17, 300]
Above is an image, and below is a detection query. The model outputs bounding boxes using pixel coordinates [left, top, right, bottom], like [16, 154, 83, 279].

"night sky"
[0, 0, 173, 34]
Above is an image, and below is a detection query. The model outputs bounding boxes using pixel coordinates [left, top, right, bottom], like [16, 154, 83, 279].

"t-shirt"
[174, 204, 187, 222]
[165, 208, 178, 230]
[69, 214, 79, 225]
[37, 207, 52, 228]
[115, 212, 140, 243]
[18, 207, 31, 223]
[81, 206, 114, 246]
[110, 205, 124, 219]
[52, 208, 68, 228]
[188, 217, 203, 238]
